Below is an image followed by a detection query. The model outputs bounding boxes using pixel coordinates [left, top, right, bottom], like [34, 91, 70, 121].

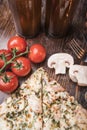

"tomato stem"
[0, 47, 29, 73]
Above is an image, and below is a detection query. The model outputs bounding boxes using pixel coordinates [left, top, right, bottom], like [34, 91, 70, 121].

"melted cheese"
[28, 94, 42, 113]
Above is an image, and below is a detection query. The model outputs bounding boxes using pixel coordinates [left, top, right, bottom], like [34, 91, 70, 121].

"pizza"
[0, 68, 87, 130]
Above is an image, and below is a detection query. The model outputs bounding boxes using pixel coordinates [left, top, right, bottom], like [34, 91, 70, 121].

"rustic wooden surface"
[0, 0, 87, 109]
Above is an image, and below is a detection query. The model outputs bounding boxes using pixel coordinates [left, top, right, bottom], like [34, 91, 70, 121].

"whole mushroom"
[47, 53, 74, 74]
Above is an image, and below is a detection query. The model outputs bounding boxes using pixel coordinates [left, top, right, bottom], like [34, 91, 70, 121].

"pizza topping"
[28, 94, 42, 114]
[48, 53, 74, 74]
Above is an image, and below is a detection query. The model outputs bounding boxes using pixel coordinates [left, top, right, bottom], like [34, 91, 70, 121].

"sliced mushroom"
[69, 65, 87, 86]
[47, 53, 74, 74]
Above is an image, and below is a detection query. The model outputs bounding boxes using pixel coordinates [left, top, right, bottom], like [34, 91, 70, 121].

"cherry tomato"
[7, 36, 27, 54]
[0, 49, 12, 69]
[0, 72, 18, 93]
[11, 57, 31, 77]
[28, 44, 46, 63]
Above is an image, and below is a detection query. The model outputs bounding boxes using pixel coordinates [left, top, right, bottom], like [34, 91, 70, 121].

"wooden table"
[0, 0, 87, 109]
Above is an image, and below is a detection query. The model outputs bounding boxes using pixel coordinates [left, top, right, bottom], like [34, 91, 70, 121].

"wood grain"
[0, 0, 87, 109]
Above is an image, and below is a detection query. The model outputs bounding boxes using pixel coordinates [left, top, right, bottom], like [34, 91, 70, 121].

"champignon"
[47, 53, 74, 74]
[69, 65, 87, 86]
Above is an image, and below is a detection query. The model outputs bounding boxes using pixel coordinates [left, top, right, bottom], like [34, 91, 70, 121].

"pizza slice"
[0, 68, 45, 130]
[42, 69, 87, 130]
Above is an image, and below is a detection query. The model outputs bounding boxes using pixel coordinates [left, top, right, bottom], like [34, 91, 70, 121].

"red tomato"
[0, 72, 18, 93]
[11, 57, 31, 77]
[28, 44, 46, 63]
[7, 36, 27, 54]
[0, 49, 12, 69]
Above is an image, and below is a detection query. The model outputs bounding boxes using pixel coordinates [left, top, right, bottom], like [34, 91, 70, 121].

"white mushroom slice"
[47, 53, 74, 74]
[69, 65, 87, 86]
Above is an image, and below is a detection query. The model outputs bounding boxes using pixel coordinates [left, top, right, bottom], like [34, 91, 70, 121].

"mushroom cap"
[48, 53, 74, 68]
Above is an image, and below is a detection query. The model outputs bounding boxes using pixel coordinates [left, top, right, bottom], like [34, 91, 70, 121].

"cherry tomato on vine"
[0, 72, 18, 93]
[11, 57, 31, 77]
[28, 44, 46, 63]
[7, 36, 27, 54]
[0, 49, 12, 69]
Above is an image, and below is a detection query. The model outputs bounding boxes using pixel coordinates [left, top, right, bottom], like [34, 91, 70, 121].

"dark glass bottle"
[45, 0, 79, 38]
[8, 0, 41, 38]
